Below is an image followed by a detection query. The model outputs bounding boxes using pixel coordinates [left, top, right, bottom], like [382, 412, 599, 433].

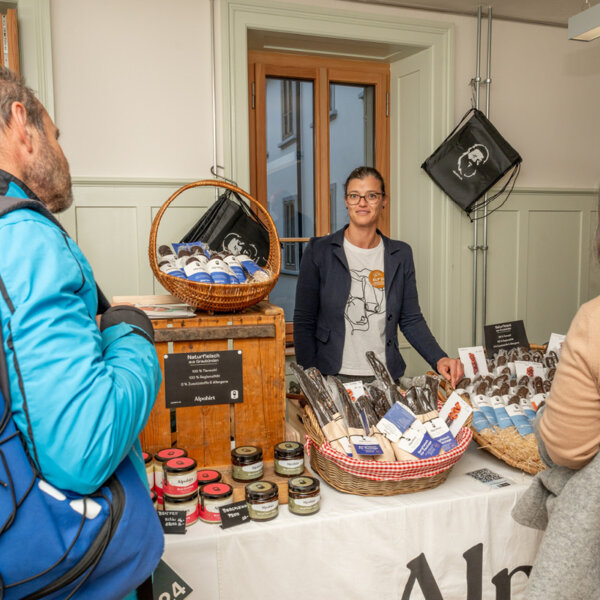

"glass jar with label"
[163, 457, 198, 497]
[199, 483, 233, 524]
[288, 476, 320, 516]
[246, 481, 279, 522]
[197, 469, 222, 487]
[273, 441, 305, 477]
[143, 451, 154, 490]
[163, 490, 198, 527]
[231, 446, 263, 482]
[154, 448, 188, 493]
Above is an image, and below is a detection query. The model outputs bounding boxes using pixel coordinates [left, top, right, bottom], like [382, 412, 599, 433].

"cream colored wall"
[46, 0, 600, 372]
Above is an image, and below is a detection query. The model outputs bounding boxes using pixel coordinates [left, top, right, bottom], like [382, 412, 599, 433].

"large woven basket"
[303, 402, 472, 496]
[438, 375, 545, 476]
[149, 180, 281, 312]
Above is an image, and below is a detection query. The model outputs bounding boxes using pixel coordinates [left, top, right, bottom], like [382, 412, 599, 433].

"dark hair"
[344, 166, 386, 197]
[0, 66, 44, 132]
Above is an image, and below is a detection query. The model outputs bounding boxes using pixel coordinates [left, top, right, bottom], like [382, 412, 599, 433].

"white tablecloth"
[162, 445, 543, 600]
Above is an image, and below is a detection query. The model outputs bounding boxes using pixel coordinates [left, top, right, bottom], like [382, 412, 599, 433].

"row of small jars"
[142, 442, 319, 526]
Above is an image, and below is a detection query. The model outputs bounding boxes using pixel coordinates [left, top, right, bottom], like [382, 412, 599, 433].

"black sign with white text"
[164, 350, 243, 409]
[153, 560, 193, 600]
[219, 501, 251, 529]
[484, 320, 529, 356]
[157, 510, 187, 534]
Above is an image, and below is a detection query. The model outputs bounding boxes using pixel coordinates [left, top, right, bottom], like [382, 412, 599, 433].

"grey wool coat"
[512, 406, 600, 600]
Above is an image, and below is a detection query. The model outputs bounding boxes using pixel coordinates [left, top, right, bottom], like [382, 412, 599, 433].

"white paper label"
[293, 495, 320, 507]
[251, 500, 278, 512]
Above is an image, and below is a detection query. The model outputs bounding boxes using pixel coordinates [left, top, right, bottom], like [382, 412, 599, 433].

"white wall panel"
[76, 206, 139, 301]
[485, 210, 520, 325]
[526, 211, 582, 343]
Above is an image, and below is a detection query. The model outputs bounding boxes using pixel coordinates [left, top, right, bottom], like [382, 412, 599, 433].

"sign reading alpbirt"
[483, 320, 529, 356]
[164, 350, 243, 409]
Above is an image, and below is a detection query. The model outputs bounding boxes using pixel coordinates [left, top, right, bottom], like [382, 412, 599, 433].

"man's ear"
[9, 101, 34, 153]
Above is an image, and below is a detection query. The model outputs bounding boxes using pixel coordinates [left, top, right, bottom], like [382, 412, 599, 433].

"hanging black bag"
[421, 108, 521, 218]
[180, 189, 270, 266]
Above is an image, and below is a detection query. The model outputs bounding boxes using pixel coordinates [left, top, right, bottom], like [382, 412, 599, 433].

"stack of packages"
[291, 351, 472, 463]
[450, 346, 558, 472]
[156, 241, 272, 285]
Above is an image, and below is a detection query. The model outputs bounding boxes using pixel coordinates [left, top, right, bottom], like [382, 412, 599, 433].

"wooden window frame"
[248, 51, 390, 239]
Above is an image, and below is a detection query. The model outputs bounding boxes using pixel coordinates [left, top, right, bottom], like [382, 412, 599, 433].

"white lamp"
[569, 1, 600, 41]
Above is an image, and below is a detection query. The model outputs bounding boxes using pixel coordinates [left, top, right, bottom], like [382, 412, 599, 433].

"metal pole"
[481, 7, 492, 338]
[471, 5, 483, 345]
[210, 0, 219, 194]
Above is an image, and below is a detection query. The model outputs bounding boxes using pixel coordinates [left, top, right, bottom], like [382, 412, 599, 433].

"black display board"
[153, 559, 193, 600]
[484, 320, 529, 356]
[164, 350, 243, 409]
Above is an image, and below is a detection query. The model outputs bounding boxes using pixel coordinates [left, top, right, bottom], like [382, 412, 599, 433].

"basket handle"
[148, 179, 281, 279]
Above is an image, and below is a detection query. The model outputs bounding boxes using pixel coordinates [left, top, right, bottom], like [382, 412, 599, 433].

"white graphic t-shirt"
[340, 237, 387, 376]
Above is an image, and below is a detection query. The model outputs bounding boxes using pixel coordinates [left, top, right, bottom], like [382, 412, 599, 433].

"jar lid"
[197, 469, 221, 485]
[164, 457, 197, 473]
[288, 475, 320, 494]
[155, 448, 187, 463]
[142, 452, 152, 464]
[201, 483, 233, 499]
[163, 490, 198, 503]
[245, 480, 278, 501]
[274, 441, 303, 458]
[231, 446, 263, 461]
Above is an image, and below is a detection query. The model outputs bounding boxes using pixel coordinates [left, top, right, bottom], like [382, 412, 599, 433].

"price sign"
[219, 501, 251, 529]
[157, 510, 187, 534]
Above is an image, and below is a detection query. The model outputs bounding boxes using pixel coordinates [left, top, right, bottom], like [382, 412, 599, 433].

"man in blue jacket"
[0, 67, 162, 597]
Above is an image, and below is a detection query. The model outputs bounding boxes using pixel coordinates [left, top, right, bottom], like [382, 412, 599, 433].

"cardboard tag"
[219, 501, 251, 529]
[157, 510, 187, 534]
[438, 392, 473, 436]
[546, 332, 565, 357]
[377, 402, 416, 442]
[514, 360, 545, 379]
[350, 435, 384, 455]
[458, 346, 489, 378]
[344, 380, 365, 402]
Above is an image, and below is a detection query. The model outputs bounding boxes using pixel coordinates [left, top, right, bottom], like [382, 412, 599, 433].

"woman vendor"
[293, 166, 463, 386]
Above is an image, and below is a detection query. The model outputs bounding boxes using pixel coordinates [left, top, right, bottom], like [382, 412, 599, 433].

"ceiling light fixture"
[568, 1, 600, 41]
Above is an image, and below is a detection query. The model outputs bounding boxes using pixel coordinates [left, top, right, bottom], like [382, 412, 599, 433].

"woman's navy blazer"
[293, 227, 447, 380]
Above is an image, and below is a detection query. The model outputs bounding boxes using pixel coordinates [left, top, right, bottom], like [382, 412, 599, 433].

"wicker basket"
[149, 180, 281, 312]
[303, 403, 472, 496]
[438, 378, 545, 475]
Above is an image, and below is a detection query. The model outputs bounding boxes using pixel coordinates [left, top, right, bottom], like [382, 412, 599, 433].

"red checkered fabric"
[305, 427, 472, 482]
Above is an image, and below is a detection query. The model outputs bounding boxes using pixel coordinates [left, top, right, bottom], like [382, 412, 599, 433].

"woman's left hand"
[436, 357, 464, 388]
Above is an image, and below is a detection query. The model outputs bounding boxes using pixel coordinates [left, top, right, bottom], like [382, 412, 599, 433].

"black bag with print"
[421, 108, 521, 217]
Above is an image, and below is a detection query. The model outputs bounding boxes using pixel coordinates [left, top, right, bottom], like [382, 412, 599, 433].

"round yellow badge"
[369, 270, 385, 289]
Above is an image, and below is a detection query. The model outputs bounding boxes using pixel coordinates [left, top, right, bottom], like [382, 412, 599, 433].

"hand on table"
[436, 357, 464, 389]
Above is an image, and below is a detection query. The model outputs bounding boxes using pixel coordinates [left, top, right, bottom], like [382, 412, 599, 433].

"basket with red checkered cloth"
[303, 397, 472, 496]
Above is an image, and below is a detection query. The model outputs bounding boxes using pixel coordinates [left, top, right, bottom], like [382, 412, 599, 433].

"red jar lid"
[201, 483, 233, 499]
[164, 457, 197, 473]
[197, 469, 221, 484]
[142, 452, 152, 464]
[155, 448, 187, 463]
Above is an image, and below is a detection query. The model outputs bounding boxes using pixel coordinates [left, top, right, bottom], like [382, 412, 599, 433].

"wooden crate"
[136, 299, 286, 467]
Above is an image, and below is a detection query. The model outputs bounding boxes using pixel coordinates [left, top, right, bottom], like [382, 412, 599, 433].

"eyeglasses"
[345, 192, 383, 206]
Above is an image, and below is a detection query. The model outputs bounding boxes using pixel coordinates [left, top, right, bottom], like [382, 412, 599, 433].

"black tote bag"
[421, 108, 522, 216]
[180, 189, 270, 266]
